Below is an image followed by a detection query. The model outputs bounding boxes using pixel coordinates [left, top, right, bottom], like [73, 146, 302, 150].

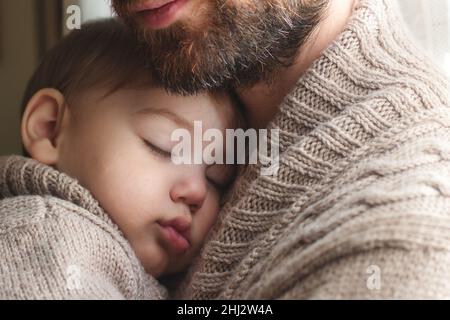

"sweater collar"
[0, 155, 108, 220]
[270, 0, 449, 146]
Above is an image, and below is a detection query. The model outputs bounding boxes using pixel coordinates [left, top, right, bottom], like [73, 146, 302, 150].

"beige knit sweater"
[176, 0, 450, 299]
[0, 156, 167, 300]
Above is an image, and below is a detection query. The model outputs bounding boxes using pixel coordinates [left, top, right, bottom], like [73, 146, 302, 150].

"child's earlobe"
[21, 88, 67, 166]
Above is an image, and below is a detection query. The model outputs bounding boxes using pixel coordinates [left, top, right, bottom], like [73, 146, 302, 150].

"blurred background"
[0, 0, 450, 155]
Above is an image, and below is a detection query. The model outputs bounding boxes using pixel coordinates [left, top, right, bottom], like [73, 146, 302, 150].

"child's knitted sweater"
[0, 155, 167, 299]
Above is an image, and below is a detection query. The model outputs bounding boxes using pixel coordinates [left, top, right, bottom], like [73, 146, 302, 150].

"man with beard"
[113, 0, 450, 299]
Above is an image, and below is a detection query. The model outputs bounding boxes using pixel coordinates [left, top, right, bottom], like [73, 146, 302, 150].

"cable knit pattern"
[176, 0, 450, 299]
[0, 156, 167, 300]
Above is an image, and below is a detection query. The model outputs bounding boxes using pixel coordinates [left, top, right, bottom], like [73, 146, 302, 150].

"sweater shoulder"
[303, 110, 450, 241]
[238, 130, 450, 298]
[0, 194, 119, 238]
[0, 195, 167, 299]
[278, 120, 450, 271]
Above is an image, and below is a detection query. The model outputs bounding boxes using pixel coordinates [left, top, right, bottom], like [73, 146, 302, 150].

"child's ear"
[21, 88, 68, 165]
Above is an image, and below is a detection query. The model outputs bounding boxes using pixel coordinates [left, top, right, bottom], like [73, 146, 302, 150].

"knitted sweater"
[176, 0, 450, 299]
[0, 156, 167, 300]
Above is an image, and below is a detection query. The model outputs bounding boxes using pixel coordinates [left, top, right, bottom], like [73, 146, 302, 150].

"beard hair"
[114, 0, 329, 95]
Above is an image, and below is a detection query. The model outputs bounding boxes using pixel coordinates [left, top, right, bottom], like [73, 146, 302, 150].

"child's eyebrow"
[134, 108, 194, 131]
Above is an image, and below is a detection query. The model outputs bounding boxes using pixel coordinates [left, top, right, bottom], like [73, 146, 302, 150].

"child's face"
[56, 87, 235, 277]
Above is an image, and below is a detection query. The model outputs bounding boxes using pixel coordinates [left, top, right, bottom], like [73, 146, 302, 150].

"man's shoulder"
[348, 105, 450, 184]
[242, 124, 450, 298]
[276, 107, 450, 259]
[299, 112, 450, 256]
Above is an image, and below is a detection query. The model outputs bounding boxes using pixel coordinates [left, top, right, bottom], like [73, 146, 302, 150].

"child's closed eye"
[143, 138, 236, 193]
[142, 139, 172, 159]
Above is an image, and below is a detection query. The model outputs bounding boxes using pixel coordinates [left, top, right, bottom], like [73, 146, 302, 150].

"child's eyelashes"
[142, 138, 233, 193]
[142, 139, 172, 159]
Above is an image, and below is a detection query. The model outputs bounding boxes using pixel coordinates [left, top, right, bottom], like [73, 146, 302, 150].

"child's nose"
[170, 174, 207, 213]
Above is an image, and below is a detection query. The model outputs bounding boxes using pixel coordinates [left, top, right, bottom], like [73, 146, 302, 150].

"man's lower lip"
[138, 0, 188, 29]
[159, 224, 190, 253]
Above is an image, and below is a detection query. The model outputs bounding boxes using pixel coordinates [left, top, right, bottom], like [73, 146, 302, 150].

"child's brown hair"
[21, 18, 154, 115]
[21, 18, 246, 156]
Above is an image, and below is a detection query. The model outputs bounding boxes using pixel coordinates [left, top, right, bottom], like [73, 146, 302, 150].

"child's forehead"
[133, 105, 231, 133]
[134, 107, 194, 131]
[75, 86, 238, 131]
[130, 88, 236, 130]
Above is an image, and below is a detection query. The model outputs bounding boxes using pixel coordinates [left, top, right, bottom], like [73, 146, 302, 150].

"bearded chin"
[138, 19, 244, 95]
[120, 0, 328, 95]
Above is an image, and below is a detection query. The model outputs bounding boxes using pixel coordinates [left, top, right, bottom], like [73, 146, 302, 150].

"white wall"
[397, 0, 450, 76]
[63, 0, 113, 25]
[79, 0, 113, 23]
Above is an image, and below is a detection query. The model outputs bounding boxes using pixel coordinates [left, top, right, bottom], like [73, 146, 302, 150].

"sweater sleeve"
[0, 196, 167, 300]
[281, 246, 450, 299]
[242, 184, 450, 299]
[241, 134, 450, 299]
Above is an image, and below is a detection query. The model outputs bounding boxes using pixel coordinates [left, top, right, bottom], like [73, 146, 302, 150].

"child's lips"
[159, 224, 191, 253]
[158, 218, 191, 253]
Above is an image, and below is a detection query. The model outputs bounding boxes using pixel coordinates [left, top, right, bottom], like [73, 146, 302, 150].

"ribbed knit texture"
[0, 156, 167, 300]
[176, 0, 450, 299]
